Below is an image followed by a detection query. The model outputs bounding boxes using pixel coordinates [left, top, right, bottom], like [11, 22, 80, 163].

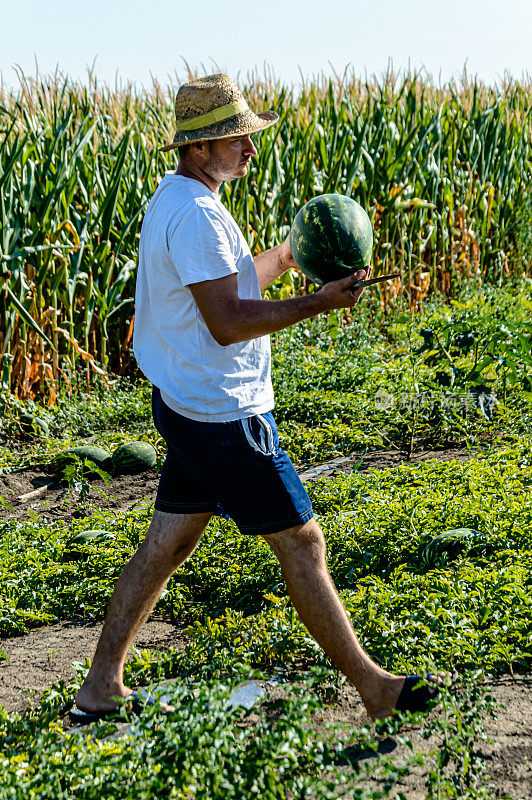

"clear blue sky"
[2, 0, 531, 90]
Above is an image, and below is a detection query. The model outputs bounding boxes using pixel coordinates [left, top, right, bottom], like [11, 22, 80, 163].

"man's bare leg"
[75, 510, 212, 713]
[263, 519, 440, 719]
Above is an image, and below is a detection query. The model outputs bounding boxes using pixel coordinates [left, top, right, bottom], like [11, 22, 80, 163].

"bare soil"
[0, 467, 160, 523]
[269, 675, 532, 800]
[0, 617, 188, 714]
[0, 619, 530, 799]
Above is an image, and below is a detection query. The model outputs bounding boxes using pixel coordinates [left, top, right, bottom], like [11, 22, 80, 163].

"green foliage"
[0, 379, 156, 472]
[411, 290, 532, 411]
[1, 284, 530, 796]
[272, 282, 532, 460]
[422, 671, 500, 799]
[0, 504, 152, 635]
[2, 283, 531, 472]
[0, 666, 500, 800]
[0, 681, 351, 800]
[1, 440, 531, 678]
[59, 455, 111, 503]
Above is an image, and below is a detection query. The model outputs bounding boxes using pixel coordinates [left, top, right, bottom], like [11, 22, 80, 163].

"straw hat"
[158, 73, 279, 152]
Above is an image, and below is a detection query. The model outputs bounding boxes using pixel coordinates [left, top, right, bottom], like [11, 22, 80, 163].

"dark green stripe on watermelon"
[290, 194, 373, 285]
[112, 441, 157, 475]
[63, 529, 115, 561]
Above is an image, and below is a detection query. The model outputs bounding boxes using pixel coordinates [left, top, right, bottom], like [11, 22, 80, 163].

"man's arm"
[189, 266, 371, 346]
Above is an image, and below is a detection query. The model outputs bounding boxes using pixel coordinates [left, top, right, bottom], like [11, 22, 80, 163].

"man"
[73, 74, 441, 723]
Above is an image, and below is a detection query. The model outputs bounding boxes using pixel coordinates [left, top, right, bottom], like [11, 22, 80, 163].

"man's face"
[200, 134, 258, 182]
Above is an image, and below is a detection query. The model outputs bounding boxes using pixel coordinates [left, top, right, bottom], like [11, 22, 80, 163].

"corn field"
[1, 68, 531, 402]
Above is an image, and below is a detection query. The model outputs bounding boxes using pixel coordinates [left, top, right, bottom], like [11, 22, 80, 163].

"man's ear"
[192, 141, 210, 159]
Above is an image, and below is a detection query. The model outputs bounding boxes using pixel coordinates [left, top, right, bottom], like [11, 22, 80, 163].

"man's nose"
[244, 136, 258, 156]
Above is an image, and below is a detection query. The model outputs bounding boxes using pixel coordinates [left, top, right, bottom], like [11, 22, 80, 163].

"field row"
[2, 442, 531, 671]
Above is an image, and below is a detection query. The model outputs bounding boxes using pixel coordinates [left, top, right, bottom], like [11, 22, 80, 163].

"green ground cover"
[1, 441, 531, 675]
[0, 670, 499, 800]
[0, 443, 526, 797]
[1, 283, 531, 797]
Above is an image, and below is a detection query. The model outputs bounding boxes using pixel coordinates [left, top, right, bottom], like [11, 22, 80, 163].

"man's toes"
[429, 670, 453, 687]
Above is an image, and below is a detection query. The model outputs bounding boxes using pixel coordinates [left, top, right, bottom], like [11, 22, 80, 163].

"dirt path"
[0, 618, 530, 798]
[0, 617, 187, 713]
[0, 444, 488, 523]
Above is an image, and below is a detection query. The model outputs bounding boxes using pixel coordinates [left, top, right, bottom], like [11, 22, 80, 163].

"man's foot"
[70, 690, 174, 725]
[70, 692, 140, 725]
[364, 672, 448, 719]
[75, 681, 133, 716]
[73, 681, 175, 723]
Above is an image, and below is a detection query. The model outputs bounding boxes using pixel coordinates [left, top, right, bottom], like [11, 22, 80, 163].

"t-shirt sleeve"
[167, 202, 238, 286]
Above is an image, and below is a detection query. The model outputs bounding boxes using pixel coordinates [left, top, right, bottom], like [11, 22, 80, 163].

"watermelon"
[55, 445, 112, 474]
[63, 529, 115, 561]
[290, 194, 373, 285]
[112, 441, 157, 474]
[20, 413, 49, 437]
[420, 528, 484, 569]
[68, 529, 115, 545]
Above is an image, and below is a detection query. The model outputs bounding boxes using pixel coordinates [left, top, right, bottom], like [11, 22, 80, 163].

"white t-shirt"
[133, 173, 274, 423]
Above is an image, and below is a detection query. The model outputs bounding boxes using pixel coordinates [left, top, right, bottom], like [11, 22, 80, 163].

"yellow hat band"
[175, 98, 249, 132]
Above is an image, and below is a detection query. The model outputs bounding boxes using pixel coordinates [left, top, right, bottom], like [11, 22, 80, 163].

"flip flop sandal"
[69, 691, 158, 726]
[394, 673, 441, 714]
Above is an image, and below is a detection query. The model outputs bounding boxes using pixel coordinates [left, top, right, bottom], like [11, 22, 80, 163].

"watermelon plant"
[2, 283, 531, 474]
[0, 668, 499, 800]
[1, 439, 531, 674]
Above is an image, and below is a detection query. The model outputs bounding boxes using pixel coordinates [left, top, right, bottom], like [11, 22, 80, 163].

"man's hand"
[317, 263, 373, 309]
[254, 236, 297, 290]
[279, 235, 297, 272]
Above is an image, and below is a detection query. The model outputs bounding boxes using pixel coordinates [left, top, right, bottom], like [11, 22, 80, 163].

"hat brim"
[158, 110, 279, 152]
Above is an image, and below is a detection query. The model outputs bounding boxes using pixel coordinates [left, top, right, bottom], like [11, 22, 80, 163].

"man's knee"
[142, 510, 212, 565]
[262, 518, 326, 564]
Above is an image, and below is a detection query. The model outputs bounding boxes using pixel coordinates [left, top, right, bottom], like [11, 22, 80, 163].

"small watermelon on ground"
[63, 529, 115, 561]
[112, 441, 157, 474]
[20, 412, 49, 437]
[290, 193, 373, 285]
[68, 529, 115, 545]
[420, 528, 484, 569]
[54, 445, 112, 474]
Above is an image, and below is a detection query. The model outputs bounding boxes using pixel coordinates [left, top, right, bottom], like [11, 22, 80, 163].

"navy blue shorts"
[151, 387, 313, 536]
